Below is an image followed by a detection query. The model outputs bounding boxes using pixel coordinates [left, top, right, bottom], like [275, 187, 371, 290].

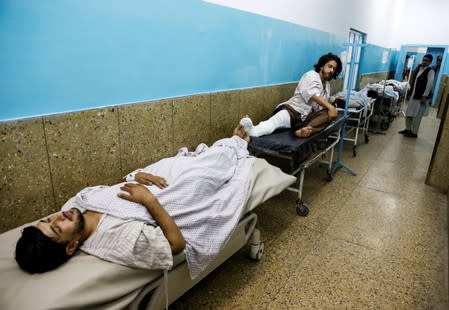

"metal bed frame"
[335, 98, 376, 157]
[248, 116, 347, 216]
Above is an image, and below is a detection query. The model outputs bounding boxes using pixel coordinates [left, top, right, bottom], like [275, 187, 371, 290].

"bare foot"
[294, 126, 313, 138]
[233, 124, 250, 142]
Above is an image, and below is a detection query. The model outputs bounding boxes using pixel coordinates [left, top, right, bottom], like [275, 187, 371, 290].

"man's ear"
[65, 240, 80, 256]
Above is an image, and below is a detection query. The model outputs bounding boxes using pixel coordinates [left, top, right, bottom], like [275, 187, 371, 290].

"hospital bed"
[248, 115, 347, 216]
[365, 80, 406, 131]
[0, 158, 295, 310]
[335, 98, 376, 157]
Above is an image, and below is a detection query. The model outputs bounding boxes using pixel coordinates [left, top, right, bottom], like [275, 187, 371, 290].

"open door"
[395, 44, 448, 106]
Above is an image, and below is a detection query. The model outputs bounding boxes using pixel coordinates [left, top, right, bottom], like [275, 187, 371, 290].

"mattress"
[248, 115, 346, 173]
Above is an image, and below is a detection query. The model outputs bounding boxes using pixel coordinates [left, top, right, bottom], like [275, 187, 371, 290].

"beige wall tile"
[44, 108, 121, 207]
[211, 91, 240, 143]
[330, 77, 343, 94]
[359, 72, 389, 89]
[0, 118, 54, 232]
[278, 83, 296, 102]
[119, 99, 173, 175]
[263, 85, 283, 116]
[173, 94, 211, 150]
[239, 87, 266, 125]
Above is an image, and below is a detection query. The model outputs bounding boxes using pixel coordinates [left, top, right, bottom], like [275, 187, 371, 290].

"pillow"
[244, 157, 296, 212]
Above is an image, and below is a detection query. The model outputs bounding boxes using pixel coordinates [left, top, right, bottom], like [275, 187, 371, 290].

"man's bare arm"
[118, 183, 186, 254]
[311, 95, 338, 120]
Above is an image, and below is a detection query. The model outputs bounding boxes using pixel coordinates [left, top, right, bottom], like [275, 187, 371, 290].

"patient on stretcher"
[15, 125, 253, 280]
[240, 53, 342, 138]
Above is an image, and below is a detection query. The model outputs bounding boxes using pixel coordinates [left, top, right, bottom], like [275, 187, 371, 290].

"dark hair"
[423, 54, 433, 62]
[15, 226, 71, 273]
[313, 53, 343, 79]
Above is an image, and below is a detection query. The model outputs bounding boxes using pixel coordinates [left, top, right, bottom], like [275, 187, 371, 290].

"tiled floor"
[171, 108, 448, 309]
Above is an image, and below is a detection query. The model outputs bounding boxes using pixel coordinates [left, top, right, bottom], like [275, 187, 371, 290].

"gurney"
[332, 90, 376, 156]
[248, 115, 347, 216]
[335, 98, 376, 156]
[0, 158, 295, 310]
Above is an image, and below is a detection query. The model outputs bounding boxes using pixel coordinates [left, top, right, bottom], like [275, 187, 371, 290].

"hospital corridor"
[1, 1, 449, 309]
[171, 108, 448, 309]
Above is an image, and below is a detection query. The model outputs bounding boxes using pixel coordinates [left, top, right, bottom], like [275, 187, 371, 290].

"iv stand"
[330, 41, 361, 177]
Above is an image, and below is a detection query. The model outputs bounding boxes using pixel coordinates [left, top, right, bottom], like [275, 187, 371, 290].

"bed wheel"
[248, 229, 264, 261]
[352, 146, 357, 157]
[296, 200, 309, 216]
[326, 171, 333, 181]
[365, 135, 369, 143]
[249, 241, 264, 261]
[380, 121, 389, 130]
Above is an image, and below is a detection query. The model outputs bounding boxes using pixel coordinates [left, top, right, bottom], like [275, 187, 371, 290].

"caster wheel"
[296, 199, 309, 216]
[352, 146, 357, 157]
[326, 171, 334, 181]
[249, 241, 264, 261]
[380, 121, 389, 130]
[365, 135, 369, 143]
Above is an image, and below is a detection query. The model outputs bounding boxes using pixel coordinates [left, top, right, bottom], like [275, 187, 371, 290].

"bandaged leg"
[240, 109, 290, 137]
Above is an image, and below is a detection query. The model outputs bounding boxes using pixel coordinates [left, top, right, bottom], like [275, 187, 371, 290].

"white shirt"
[278, 70, 330, 121]
[61, 197, 173, 270]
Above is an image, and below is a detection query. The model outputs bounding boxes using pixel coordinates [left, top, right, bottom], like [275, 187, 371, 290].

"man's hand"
[118, 183, 155, 205]
[421, 96, 428, 104]
[312, 95, 338, 121]
[117, 183, 186, 254]
[327, 105, 338, 120]
[135, 172, 168, 189]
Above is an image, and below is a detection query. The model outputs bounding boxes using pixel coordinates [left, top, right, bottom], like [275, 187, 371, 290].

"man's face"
[422, 57, 432, 68]
[36, 208, 85, 243]
[320, 60, 338, 81]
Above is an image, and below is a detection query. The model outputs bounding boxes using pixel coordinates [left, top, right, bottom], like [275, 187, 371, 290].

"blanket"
[75, 136, 255, 279]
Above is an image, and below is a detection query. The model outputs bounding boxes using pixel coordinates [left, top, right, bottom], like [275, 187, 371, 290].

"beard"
[325, 72, 334, 81]
[72, 208, 85, 234]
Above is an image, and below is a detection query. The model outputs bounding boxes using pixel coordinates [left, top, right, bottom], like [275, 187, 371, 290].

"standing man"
[399, 54, 435, 138]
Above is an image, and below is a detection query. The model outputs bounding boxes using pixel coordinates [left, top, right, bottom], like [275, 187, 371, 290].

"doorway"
[395, 45, 448, 106]
[343, 29, 365, 91]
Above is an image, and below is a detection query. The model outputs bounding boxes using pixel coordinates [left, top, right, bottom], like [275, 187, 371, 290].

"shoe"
[398, 129, 410, 134]
[404, 132, 418, 138]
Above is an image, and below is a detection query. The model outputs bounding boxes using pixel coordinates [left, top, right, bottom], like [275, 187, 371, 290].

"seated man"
[15, 125, 253, 280]
[240, 52, 342, 138]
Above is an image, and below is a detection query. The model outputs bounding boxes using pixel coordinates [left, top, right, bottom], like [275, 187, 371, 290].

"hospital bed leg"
[295, 169, 309, 216]
[248, 228, 264, 261]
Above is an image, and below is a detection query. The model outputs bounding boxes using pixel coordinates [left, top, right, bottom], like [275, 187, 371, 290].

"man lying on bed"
[15, 125, 253, 280]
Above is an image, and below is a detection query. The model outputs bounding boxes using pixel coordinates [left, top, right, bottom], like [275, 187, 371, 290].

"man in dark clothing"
[399, 54, 435, 138]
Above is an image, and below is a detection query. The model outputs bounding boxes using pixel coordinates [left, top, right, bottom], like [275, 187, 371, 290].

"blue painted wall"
[1, 1, 391, 121]
[358, 44, 393, 74]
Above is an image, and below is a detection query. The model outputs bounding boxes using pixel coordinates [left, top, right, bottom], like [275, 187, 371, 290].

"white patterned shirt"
[61, 197, 173, 270]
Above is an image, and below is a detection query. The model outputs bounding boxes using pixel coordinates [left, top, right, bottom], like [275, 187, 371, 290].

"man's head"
[422, 54, 433, 68]
[314, 53, 343, 80]
[15, 208, 85, 273]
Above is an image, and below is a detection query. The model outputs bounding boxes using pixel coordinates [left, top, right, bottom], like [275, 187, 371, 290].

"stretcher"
[248, 115, 347, 216]
[336, 98, 376, 157]
[0, 158, 296, 310]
